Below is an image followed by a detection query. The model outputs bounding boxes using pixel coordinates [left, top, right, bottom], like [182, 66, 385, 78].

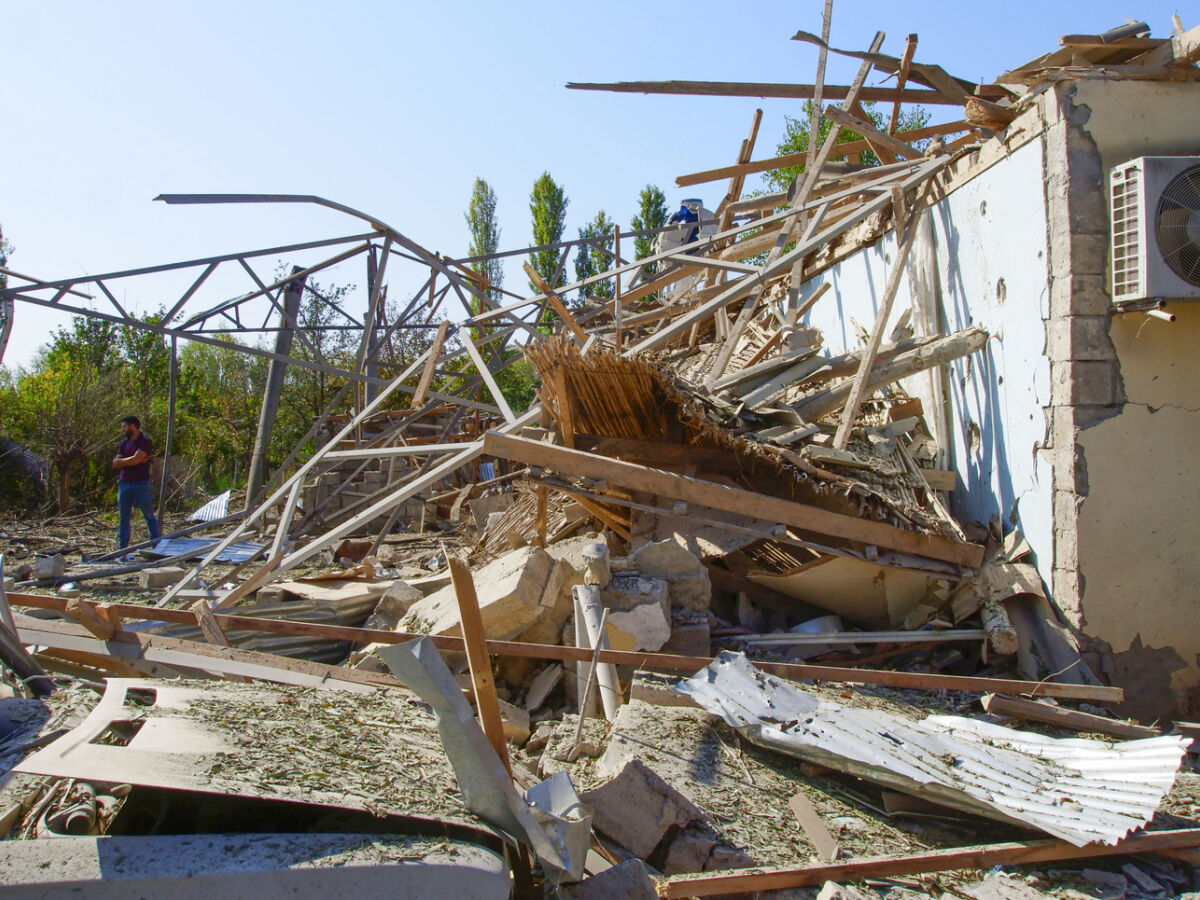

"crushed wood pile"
[3, 14, 1200, 899]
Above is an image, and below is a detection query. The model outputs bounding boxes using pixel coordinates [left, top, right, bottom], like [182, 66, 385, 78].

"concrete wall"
[798, 138, 1055, 589]
[1050, 79, 1200, 720]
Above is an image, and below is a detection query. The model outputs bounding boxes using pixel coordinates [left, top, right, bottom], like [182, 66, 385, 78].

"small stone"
[137, 565, 187, 589]
[33, 555, 67, 579]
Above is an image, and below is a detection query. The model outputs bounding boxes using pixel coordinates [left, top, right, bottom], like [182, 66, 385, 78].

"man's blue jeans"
[118, 480, 161, 549]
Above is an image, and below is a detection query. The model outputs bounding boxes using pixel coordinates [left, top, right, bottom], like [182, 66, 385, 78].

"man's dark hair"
[121, 415, 141, 429]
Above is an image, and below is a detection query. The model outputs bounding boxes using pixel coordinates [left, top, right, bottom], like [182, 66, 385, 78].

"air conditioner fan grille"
[1156, 164, 1200, 286]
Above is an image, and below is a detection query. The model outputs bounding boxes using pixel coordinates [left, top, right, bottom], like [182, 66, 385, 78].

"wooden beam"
[448, 555, 512, 771]
[792, 326, 989, 423]
[833, 189, 928, 448]
[411, 319, 450, 407]
[483, 431, 985, 567]
[523, 262, 588, 344]
[824, 107, 923, 162]
[888, 35, 919, 135]
[676, 120, 967, 188]
[662, 829, 1200, 897]
[7, 593, 1122, 702]
[788, 792, 839, 862]
[981, 693, 1160, 740]
[568, 80, 967, 105]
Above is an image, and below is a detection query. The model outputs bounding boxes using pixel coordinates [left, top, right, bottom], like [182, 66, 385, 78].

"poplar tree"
[464, 177, 502, 310]
[573, 210, 616, 302]
[528, 172, 569, 293]
[630, 184, 668, 280]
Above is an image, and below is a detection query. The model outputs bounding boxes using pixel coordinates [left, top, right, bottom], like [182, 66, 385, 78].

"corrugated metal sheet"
[186, 490, 231, 522]
[144, 537, 263, 563]
[676, 652, 1190, 847]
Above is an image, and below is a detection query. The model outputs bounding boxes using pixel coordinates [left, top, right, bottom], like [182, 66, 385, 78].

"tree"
[528, 172, 568, 292]
[464, 177, 503, 311]
[761, 101, 930, 194]
[630, 184, 668, 280]
[573, 210, 617, 302]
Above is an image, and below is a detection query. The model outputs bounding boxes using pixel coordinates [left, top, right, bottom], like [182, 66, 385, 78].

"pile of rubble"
[3, 14, 1200, 899]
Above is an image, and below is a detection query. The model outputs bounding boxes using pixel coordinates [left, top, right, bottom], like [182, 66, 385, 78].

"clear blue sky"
[2, 2, 1188, 367]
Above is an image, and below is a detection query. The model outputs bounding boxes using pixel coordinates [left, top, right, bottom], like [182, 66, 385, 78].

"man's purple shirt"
[118, 434, 153, 483]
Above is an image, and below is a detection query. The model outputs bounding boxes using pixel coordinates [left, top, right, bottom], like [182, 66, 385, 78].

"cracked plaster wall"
[1050, 79, 1200, 720]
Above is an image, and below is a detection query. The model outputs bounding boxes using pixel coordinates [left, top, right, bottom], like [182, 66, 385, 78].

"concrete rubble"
[3, 11, 1200, 899]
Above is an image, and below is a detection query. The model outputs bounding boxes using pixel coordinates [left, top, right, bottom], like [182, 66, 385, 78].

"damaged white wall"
[797, 137, 1055, 590]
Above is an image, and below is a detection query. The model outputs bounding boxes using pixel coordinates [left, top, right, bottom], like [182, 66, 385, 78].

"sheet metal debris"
[676, 651, 1191, 846]
[380, 636, 591, 882]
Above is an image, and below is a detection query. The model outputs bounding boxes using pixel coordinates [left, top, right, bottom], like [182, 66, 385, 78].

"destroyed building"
[2, 14, 1200, 899]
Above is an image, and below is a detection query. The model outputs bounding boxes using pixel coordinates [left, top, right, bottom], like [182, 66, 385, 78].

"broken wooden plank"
[792, 326, 989, 423]
[676, 120, 967, 188]
[411, 319, 450, 407]
[484, 431, 985, 567]
[824, 106, 923, 161]
[661, 828, 1200, 897]
[788, 792, 839, 862]
[888, 34, 919, 135]
[981, 693, 1160, 740]
[448, 555, 512, 771]
[833, 186, 929, 449]
[920, 469, 957, 491]
[568, 80, 967, 106]
[524, 262, 588, 344]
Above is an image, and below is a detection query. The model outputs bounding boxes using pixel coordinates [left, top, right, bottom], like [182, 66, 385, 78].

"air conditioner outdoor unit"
[1110, 156, 1200, 303]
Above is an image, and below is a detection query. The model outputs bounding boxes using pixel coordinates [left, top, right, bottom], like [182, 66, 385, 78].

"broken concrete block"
[397, 546, 569, 641]
[2, 577, 15, 592]
[137, 565, 186, 589]
[602, 572, 669, 615]
[364, 581, 423, 630]
[497, 560, 579, 685]
[816, 882, 879, 900]
[525, 663, 563, 712]
[497, 699, 531, 745]
[633, 539, 711, 610]
[663, 831, 716, 875]
[606, 601, 671, 652]
[56, 585, 82, 599]
[561, 859, 658, 900]
[630, 671, 700, 709]
[658, 611, 710, 658]
[33, 555, 67, 579]
[580, 758, 703, 858]
[254, 584, 285, 603]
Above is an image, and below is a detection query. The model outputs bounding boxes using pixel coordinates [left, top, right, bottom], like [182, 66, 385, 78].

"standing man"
[113, 415, 161, 549]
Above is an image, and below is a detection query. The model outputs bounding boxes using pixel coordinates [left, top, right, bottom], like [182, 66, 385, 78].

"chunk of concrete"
[816, 882, 879, 900]
[601, 573, 668, 614]
[580, 758, 703, 858]
[525, 664, 563, 713]
[138, 566, 187, 589]
[632, 540, 711, 610]
[397, 546, 569, 641]
[33, 555, 67, 579]
[364, 581, 423, 630]
[606, 602, 670, 652]
[561, 859, 658, 900]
